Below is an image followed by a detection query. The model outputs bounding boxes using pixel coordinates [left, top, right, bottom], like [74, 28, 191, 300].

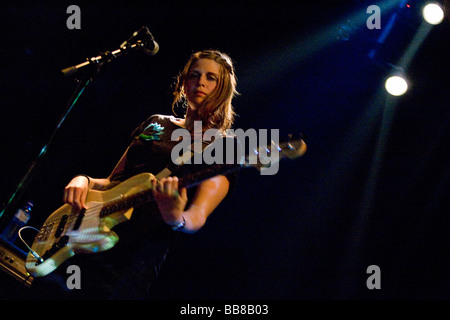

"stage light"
[385, 75, 408, 96]
[422, 2, 445, 25]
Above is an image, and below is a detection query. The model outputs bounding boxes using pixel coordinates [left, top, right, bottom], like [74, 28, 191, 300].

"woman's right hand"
[63, 175, 90, 211]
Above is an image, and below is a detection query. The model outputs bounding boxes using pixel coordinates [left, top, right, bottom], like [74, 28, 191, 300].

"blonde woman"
[61, 50, 240, 299]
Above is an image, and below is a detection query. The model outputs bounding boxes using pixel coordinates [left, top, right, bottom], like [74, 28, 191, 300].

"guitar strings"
[28, 189, 156, 261]
[39, 140, 300, 226]
[40, 188, 154, 233]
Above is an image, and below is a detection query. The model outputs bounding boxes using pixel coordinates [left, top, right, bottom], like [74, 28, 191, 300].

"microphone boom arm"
[61, 40, 148, 77]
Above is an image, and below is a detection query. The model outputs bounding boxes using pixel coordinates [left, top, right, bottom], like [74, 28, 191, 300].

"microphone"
[61, 26, 159, 77]
[120, 26, 159, 56]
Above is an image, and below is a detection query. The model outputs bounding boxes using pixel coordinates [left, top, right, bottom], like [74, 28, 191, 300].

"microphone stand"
[61, 39, 149, 77]
[0, 38, 150, 230]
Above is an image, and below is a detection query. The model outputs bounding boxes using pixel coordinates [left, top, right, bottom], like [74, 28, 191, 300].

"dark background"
[0, 0, 449, 300]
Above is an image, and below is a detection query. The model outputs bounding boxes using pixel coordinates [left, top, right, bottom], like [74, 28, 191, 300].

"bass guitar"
[25, 137, 306, 277]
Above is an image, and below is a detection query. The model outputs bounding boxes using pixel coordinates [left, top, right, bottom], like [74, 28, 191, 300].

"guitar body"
[25, 172, 155, 278]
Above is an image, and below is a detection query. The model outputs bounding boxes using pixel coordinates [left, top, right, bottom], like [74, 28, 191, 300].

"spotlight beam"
[240, 0, 404, 93]
[384, 5, 439, 96]
[397, 20, 434, 71]
[368, 0, 409, 60]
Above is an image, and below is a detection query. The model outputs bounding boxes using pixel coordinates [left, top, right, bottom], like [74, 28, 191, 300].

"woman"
[62, 50, 240, 299]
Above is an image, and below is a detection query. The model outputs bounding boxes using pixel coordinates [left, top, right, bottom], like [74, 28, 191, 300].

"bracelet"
[73, 174, 91, 186]
[171, 216, 186, 231]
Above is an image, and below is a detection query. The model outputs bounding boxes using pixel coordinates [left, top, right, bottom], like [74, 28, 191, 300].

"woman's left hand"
[151, 177, 188, 226]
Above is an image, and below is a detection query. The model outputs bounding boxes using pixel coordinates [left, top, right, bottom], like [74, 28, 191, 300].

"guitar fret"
[99, 190, 153, 218]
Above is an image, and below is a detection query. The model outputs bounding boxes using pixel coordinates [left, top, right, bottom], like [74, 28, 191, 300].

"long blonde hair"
[172, 50, 238, 131]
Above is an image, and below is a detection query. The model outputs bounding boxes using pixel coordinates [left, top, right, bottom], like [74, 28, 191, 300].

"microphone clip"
[120, 26, 159, 56]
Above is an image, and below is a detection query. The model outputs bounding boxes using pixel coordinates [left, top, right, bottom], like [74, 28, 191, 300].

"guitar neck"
[100, 137, 306, 218]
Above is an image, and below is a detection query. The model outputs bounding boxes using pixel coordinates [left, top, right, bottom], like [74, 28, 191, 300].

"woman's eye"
[188, 72, 217, 81]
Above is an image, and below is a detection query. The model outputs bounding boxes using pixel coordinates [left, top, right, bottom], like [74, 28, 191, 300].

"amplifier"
[0, 237, 33, 287]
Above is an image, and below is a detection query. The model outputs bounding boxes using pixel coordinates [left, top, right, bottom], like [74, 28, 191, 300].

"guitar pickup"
[72, 208, 86, 231]
[41, 235, 69, 263]
[55, 214, 68, 238]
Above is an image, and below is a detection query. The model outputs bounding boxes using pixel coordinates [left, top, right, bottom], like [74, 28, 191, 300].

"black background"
[1, 0, 449, 300]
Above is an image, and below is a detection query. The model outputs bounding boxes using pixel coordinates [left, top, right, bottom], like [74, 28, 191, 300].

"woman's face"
[184, 58, 221, 110]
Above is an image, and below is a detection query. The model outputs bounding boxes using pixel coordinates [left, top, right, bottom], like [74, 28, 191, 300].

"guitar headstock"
[177, 132, 307, 186]
[246, 133, 307, 171]
[278, 134, 307, 159]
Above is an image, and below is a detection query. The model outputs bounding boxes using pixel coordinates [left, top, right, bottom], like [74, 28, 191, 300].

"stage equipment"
[0, 237, 33, 287]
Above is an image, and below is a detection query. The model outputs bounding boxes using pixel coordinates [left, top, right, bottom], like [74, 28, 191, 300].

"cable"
[18, 226, 44, 264]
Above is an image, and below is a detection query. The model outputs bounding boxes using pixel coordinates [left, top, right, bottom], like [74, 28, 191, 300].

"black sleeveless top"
[69, 114, 240, 299]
